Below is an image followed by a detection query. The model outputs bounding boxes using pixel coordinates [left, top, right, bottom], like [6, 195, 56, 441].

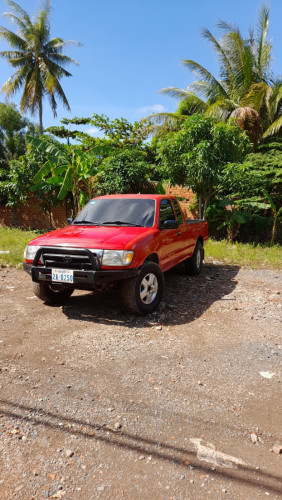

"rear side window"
[172, 200, 183, 224]
[159, 199, 175, 229]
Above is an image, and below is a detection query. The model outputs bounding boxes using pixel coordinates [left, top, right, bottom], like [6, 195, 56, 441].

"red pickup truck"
[24, 194, 208, 314]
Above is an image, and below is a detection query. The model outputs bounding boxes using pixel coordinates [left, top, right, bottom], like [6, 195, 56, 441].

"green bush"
[94, 148, 154, 195]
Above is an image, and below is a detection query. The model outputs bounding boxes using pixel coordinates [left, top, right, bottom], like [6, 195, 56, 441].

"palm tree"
[0, 0, 80, 135]
[150, 6, 282, 142]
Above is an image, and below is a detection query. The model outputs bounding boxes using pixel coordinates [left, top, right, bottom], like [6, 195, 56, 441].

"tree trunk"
[270, 216, 277, 247]
[39, 97, 43, 136]
[202, 194, 211, 220]
[203, 198, 208, 220]
[12, 206, 18, 226]
[198, 196, 202, 220]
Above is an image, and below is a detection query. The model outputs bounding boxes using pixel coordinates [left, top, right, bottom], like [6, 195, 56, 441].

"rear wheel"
[32, 282, 74, 304]
[121, 262, 164, 315]
[185, 241, 203, 275]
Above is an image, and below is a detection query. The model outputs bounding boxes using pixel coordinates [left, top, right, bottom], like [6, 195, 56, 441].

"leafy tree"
[89, 114, 150, 148]
[155, 115, 250, 219]
[0, 102, 29, 163]
[0, 101, 38, 208]
[206, 139, 282, 242]
[221, 140, 282, 207]
[0, 0, 81, 135]
[94, 148, 154, 196]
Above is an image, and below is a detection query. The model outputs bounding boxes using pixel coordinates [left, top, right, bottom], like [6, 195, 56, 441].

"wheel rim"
[196, 248, 202, 269]
[140, 273, 158, 304]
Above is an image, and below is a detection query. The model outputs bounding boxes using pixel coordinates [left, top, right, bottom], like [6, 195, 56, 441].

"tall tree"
[151, 6, 282, 143]
[0, 0, 80, 135]
[154, 115, 250, 219]
[0, 101, 28, 162]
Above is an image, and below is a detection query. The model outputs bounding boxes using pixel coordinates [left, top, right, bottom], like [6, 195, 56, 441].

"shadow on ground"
[60, 263, 240, 327]
[0, 399, 281, 495]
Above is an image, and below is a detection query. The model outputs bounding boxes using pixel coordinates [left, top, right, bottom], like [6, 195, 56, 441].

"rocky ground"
[0, 263, 281, 499]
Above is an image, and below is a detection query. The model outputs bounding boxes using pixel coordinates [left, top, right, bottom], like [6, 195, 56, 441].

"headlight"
[24, 245, 41, 261]
[102, 250, 134, 266]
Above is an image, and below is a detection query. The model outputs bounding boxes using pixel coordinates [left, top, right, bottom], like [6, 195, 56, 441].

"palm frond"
[45, 72, 71, 114]
[0, 26, 26, 49]
[45, 38, 83, 51]
[181, 59, 228, 100]
[201, 27, 236, 88]
[217, 20, 238, 33]
[256, 5, 271, 77]
[44, 52, 79, 67]
[159, 87, 191, 100]
[1, 64, 30, 97]
[4, 1, 32, 29]
[1, 13, 30, 37]
[21, 67, 43, 113]
[40, 57, 73, 79]
[143, 112, 180, 124]
[6, 54, 32, 68]
[241, 81, 268, 111]
[205, 99, 234, 120]
[35, 0, 51, 46]
[263, 115, 282, 138]
[0, 49, 26, 59]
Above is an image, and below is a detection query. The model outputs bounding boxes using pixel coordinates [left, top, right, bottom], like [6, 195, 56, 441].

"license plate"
[51, 268, 74, 283]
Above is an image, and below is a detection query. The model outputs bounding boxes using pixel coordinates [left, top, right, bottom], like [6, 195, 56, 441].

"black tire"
[32, 282, 74, 304]
[185, 241, 203, 275]
[121, 262, 164, 315]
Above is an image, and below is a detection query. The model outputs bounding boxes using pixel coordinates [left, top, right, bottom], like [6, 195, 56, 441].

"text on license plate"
[52, 268, 74, 283]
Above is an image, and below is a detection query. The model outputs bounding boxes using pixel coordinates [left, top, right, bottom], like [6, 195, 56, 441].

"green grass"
[0, 225, 281, 270]
[0, 226, 41, 267]
[205, 239, 282, 269]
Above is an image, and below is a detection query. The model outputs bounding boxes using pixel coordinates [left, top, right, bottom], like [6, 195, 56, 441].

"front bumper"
[24, 263, 139, 290]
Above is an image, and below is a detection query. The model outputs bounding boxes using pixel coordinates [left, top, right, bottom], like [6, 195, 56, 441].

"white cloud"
[86, 127, 100, 136]
[137, 104, 167, 115]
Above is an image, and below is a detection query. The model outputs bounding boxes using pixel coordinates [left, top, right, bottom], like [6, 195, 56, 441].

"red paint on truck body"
[25, 194, 208, 272]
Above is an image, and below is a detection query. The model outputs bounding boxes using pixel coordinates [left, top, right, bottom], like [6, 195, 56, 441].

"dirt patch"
[0, 264, 281, 499]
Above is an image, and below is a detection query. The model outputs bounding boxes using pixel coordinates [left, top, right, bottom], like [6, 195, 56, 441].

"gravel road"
[0, 263, 281, 499]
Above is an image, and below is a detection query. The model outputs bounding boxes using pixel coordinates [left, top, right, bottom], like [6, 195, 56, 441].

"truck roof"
[93, 194, 177, 200]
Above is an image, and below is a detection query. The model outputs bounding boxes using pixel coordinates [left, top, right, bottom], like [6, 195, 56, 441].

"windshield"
[73, 198, 156, 227]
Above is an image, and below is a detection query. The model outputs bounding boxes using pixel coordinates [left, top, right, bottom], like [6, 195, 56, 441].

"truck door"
[171, 199, 194, 260]
[157, 199, 181, 271]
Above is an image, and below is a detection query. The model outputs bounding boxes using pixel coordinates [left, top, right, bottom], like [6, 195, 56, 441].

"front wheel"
[185, 241, 203, 275]
[121, 262, 164, 315]
[32, 282, 74, 304]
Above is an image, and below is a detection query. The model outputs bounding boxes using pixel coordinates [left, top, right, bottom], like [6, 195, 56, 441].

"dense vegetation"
[0, 1, 281, 246]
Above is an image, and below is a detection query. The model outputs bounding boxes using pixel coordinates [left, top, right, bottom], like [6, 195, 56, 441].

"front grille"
[34, 247, 102, 271]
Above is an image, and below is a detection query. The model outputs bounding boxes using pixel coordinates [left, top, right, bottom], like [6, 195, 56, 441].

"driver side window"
[159, 199, 176, 229]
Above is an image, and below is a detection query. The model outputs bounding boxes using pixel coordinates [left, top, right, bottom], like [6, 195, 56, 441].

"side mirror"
[163, 219, 179, 230]
[67, 217, 73, 225]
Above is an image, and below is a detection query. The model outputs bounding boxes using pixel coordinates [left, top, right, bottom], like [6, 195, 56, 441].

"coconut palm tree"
[150, 6, 282, 142]
[241, 79, 282, 138]
[0, 0, 80, 135]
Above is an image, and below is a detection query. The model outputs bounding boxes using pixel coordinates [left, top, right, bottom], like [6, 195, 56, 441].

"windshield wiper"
[101, 220, 144, 227]
[73, 220, 101, 225]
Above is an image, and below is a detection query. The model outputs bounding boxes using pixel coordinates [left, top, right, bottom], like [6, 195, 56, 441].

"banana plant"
[28, 136, 111, 215]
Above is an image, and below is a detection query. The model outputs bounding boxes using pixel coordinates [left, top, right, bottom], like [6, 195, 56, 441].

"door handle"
[177, 231, 181, 236]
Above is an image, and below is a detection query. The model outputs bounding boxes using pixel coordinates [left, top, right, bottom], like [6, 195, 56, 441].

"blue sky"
[0, 0, 282, 134]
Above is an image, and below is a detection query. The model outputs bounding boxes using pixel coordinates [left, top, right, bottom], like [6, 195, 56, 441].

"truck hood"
[29, 225, 152, 250]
